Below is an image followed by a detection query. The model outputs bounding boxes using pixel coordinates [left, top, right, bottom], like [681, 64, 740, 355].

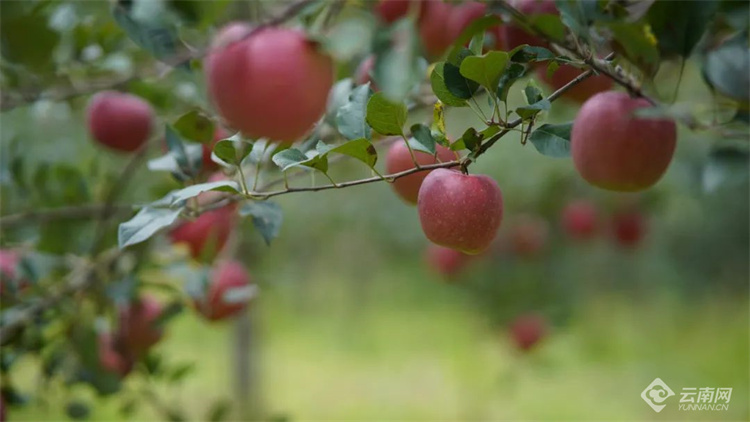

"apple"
[509, 313, 548, 352]
[207, 24, 334, 143]
[115, 296, 164, 358]
[561, 200, 599, 240]
[86, 91, 153, 152]
[535, 64, 614, 103]
[425, 244, 470, 278]
[202, 127, 231, 172]
[194, 260, 253, 321]
[446, 1, 504, 50]
[98, 333, 134, 377]
[418, 1, 454, 58]
[418, 169, 504, 254]
[501, 0, 557, 50]
[571, 91, 677, 191]
[354, 55, 378, 90]
[374, 0, 415, 24]
[509, 215, 549, 257]
[0, 249, 29, 297]
[386, 140, 457, 204]
[170, 206, 234, 261]
[611, 209, 646, 248]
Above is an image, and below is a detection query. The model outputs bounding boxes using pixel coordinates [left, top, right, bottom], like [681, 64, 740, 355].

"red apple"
[501, 0, 558, 50]
[611, 210, 646, 248]
[115, 296, 164, 358]
[509, 215, 549, 257]
[425, 244, 470, 278]
[375, 0, 415, 23]
[535, 64, 614, 103]
[194, 260, 253, 321]
[386, 140, 457, 205]
[207, 24, 334, 143]
[170, 206, 234, 262]
[571, 91, 677, 192]
[418, 169, 504, 254]
[447, 2, 487, 43]
[418, 1, 454, 59]
[561, 200, 599, 240]
[354, 55, 377, 90]
[86, 91, 153, 152]
[98, 333, 134, 377]
[0, 249, 29, 297]
[202, 127, 232, 172]
[509, 313, 548, 351]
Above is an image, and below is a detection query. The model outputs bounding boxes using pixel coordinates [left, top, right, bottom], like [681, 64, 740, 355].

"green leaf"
[516, 99, 551, 119]
[0, 11, 59, 71]
[409, 124, 436, 155]
[702, 147, 750, 192]
[169, 181, 240, 205]
[459, 51, 509, 91]
[240, 201, 283, 245]
[443, 62, 479, 99]
[458, 127, 482, 153]
[328, 138, 378, 168]
[529, 14, 566, 41]
[510, 46, 556, 63]
[207, 399, 233, 422]
[326, 78, 354, 124]
[430, 62, 468, 107]
[366, 93, 407, 136]
[373, 18, 421, 102]
[336, 84, 373, 140]
[324, 11, 376, 61]
[607, 22, 660, 75]
[271, 148, 328, 173]
[147, 144, 203, 176]
[118, 207, 184, 249]
[112, 5, 182, 63]
[173, 110, 215, 144]
[646, 1, 718, 57]
[529, 123, 572, 157]
[213, 139, 252, 166]
[703, 32, 750, 103]
[497, 63, 528, 102]
[167, 363, 195, 383]
[523, 79, 545, 105]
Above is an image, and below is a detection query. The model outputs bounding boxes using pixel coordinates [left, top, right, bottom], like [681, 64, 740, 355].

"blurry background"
[1, 0, 748, 421]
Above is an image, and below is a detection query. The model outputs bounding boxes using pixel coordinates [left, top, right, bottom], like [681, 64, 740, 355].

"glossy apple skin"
[87, 91, 153, 152]
[419, 0, 454, 59]
[572, 91, 677, 192]
[509, 313, 548, 351]
[561, 200, 599, 240]
[207, 25, 334, 143]
[98, 333, 134, 377]
[375, 0, 414, 23]
[510, 215, 549, 257]
[611, 210, 646, 248]
[501, 0, 557, 50]
[115, 296, 164, 358]
[418, 169, 504, 254]
[202, 127, 231, 172]
[535, 64, 614, 103]
[386, 141, 457, 205]
[170, 206, 234, 261]
[425, 244, 470, 277]
[194, 260, 253, 321]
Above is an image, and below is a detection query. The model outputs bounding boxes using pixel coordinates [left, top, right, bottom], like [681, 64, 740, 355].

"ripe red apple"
[115, 296, 164, 358]
[509, 313, 548, 352]
[202, 127, 231, 172]
[535, 64, 614, 103]
[418, 169, 504, 254]
[561, 200, 599, 240]
[425, 244, 470, 278]
[354, 55, 378, 90]
[418, 1, 454, 58]
[86, 91, 153, 152]
[0, 249, 29, 297]
[374, 0, 414, 23]
[386, 140, 457, 205]
[571, 91, 677, 192]
[502, 0, 557, 50]
[170, 206, 234, 261]
[194, 260, 253, 321]
[611, 210, 646, 248]
[98, 333, 134, 377]
[207, 24, 334, 143]
[509, 215, 549, 258]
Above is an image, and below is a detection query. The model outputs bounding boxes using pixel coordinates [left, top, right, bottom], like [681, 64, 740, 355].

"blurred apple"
[509, 313, 548, 351]
[561, 200, 599, 240]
